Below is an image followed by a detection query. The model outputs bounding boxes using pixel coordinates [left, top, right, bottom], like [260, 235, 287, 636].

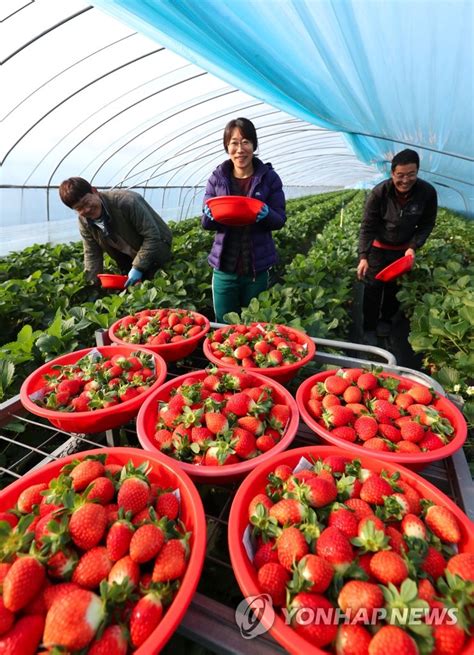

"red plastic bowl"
[97, 274, 128, 289]
[0, 447, 206, 655]
[296, 370, 467, 470]
[203, 324, 316, 384]
[19, 345, 167, 433]
[136, 368, 300, 484]
[206, 195, 264, 226]
[375, 254, 414, 282]
[228, 445, 474, 655]
[108, 309, 211, 363]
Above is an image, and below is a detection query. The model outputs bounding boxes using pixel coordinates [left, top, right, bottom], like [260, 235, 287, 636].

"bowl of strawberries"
[19, 345, 167, 433]
[228, 445, 474, 655]
[203, 322, 316, 384]
[108, 308, 211, 362]
[135, 367, 300, 484]
[296, 368, 467, 470]
[0, 447, 206, 655]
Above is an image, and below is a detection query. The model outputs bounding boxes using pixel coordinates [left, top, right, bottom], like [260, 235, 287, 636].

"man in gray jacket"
[59, 177, 172, 287]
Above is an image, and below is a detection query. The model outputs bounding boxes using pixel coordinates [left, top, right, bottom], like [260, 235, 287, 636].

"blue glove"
[204, 205, 214, 220]
[124, 267, 142, 288]
[256, 204, 269, 222]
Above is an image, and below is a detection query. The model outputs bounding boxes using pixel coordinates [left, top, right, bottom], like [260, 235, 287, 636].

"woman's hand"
[256, 204, 269, 222]
[357, 258, 369, 280]
[204, 205, 214, 220]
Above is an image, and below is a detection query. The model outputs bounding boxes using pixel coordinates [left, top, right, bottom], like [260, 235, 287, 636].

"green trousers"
[212, 269, 269, 323]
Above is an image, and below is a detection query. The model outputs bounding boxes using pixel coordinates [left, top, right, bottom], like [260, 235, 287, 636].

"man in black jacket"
[357, 149, 437, 344]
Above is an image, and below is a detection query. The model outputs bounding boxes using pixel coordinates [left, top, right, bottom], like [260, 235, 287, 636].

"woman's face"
[227, 128, 254, 174]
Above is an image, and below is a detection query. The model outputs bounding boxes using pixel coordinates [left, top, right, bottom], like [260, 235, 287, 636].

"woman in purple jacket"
[202, 117, 286, 322]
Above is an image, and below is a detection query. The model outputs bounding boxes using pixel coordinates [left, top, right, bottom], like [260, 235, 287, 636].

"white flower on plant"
[453, 384, 461, 393]
[466, 386, 474, 397]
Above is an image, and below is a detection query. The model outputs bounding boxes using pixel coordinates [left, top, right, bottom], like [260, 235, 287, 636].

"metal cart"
[1, 330, 472, 654]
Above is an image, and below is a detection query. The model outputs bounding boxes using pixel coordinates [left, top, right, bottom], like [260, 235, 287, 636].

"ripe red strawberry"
[253, 542, 279, 570]
[400, 420, 425, 443]
[446, 552, 474, 581]
[421, 546, 446, 580]
[233, 345, 252, 360]
[43, 589, 104, 650]
[248, 493, 273, 520]
[432, 624, 466, 655]
[0, 597, 14, 636]
[345, 498, 374, 521]
[204, 412, 229, 434]
[417, 578, 436, 603]
[378, 423, 402, 442]
[343, 385, 363, 404]
[232, 427, 257, 459]
[354, 416, 378, 441]
[117, 477, 150, 516]
[257, 562, 290, 606]
[108, 555, 141, 588]
[68, 459, 105, 491]
[72, 547, 113, 589]
[368, 625, 418, 655]
[269, 404, 291, 431]
[16, 483, 48, 513]
[332, 426, 357, 442]
[323, 405, 355, 428]
[152, 539, 187, 582]
[372, 399, 400, 423]
[269, 498, 306, 525]
[303, 477, 338, 508]
[69, 502, 108, 549]
[154, 428, 173, 450]
[419, 431, 445, 451]
[369, 551, 408, 585]
[267, 349, 283, 366]
[341, 368, 364, 382]
[360, 475, 393, 505]
[363, 437, 391, 451]
[296, 554, 333, 593]
[338, 580, 384, 615]
[46, 548, 79, 580]
[156, 492, 179, 520]
[3, 556, 46, 612]
[336, 624, 372, 655]
[255, 434, 276, 452]
[396, 480, 422, 515]
[372, 386, 393, 401]
[225, 392, 254, 416]
[324, 375, 350, 395]
[386, 527, 408, 555]
[407, 385, 433, 405]
[88, 624, 128, 655]
[395, 392, 415, 410]
[43, 582, 80, 611]
[277, 526, 309, 570]
[396, 441, 421, 453]
[307, 398, 323, 418]
[130, 523, 165, 563]
[401, 513, 426, 539]
[316, 527, 353, 573]
[356, 372, 378, 391]
[425, 505, 461, 543]
[290, 592, 338, 648]
[106, 516, 134, 561]
[328, 508, 359, 539]
[237, 415, 265, 435]
[0, 614, 44, 655]
[130, 589, 168, 648]
[86, 476, 115, 505]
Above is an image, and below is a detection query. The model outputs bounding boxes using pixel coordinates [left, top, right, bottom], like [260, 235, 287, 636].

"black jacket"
[358, 178, 437, 260]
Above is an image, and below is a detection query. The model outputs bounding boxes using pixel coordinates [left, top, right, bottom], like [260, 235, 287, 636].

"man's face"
[72, 192, 102, 220]
[391, 163, 418, 194]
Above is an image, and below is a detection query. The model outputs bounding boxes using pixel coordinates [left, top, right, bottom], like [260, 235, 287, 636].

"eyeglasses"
[228, 139, 253, 150]
[393, 172, 417, 181]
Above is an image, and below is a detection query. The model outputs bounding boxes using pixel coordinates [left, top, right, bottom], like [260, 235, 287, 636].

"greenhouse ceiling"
[1, 0, 473, 229]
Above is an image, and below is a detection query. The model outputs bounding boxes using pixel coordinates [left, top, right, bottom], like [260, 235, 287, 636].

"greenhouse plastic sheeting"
[93, 0, 474, 216]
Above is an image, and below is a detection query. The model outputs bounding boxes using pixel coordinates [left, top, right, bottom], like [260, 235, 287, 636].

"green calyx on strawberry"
[0, 513, 36, 561]
[351, 519, 389, 553]
[381, 579, 434, 643]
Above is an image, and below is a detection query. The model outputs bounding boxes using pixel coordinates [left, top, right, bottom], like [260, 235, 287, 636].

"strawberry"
[154, 428, 173, 450]
[407, 385, 433, 405]
[225, 392, 254, 416]
[432, 623, 466, 655]
[269, 498, 306, 525]
[68, 459, 105, 491]
[356, 372, 378, 391]
[343, 385, 363, 404]
[338, 580, 384, 615]
[249, 493, 273, 520]
[277, 526, 309, 570]
[446, 552, 474, 581]
[421, 546, 446, 580]
[108, 555, 141, 588]
[256, 434, 276, 452]
[302, 477, 338, 508]
[307, 398, 323, 418]
[46, 548, 79, 580]
[417, 578, 436, 603]
[86, 476, 115, 505]
[328, 509, 359, 539]
[237, 415, 265, 435]
[16, 483, 48, 513]
[400, 420, 425, 443]
[257, 562, 290, 606]
[156, 492, 179, 520]
[130, 588, 170, 648]
[351, 516, 388, 552]
[371, 399, 400, 423]
[386, 526, 408, 555]
[269, 404, 291, 431]
[425, 505, 461, 543]
[324, 375, 350, 395]
[345, 498, 374, 521]
[106, 516, 134, 561]
[363, 437, 392, 451]
[336, 624, 372, 655]
[290, 592, 338, 648]
[232, 428, 257, 459]
[43, 589, 104, 650]
[369, 550, 408, 585]
[378, 423, 402, 442]
[360, 475, 393, 505]
[419, 431, 445, 451]
[88, 624, 128, 655]
[316, 527, 353, 573]
[395, 392, 415, 410]
[69, 502, 108, 550]
[204, 412, 228, 434]
[0, 614, 44, 655]
[396, 480, 422, 515]
[267, 349, 283, 366]
[295, 554, 333, 593]
[354, 416, 378, 441]
[368, 625, 418, 655]
[117, 476, 150, 517]
[72, 547, 113, 589]
[323, 405, 355, 428]
[396, 441, 421, 453]
[3, 556, 46, 612]
[0, 598, 14, 636]
[152, 539, 187, 582]
[130, 523, 165, 563]
[332, 426, 357, 442]
[253, 542, 279, 570]
[233, 345, 252, 360]
[43, 582, 81, 610]
[401, 514, 427, 539]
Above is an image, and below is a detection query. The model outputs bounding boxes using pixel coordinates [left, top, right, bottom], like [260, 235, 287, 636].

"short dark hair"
[59, 177, 93, 208]
[223, 117, 258, 152]
[391, 149, 420, 171]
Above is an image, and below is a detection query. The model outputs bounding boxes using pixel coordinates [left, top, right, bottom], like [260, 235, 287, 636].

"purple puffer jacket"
[201, 157, 286, 274]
